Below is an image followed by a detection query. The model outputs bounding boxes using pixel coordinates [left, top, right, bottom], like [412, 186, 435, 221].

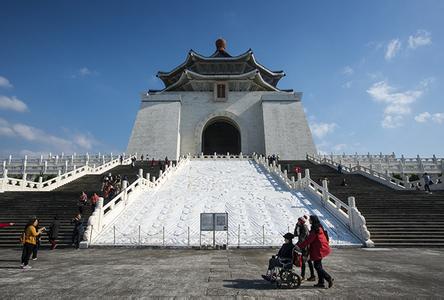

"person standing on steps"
[294, 217, 316, 282]
[337, 164, 343, 174]
[21, 218, 45, 269]
[296, 215, 334, 289]
[48, 216, 60, 250]
[90, 192, 100, 210]
[423, 173, 432, 194]
[0, 222, 15, 228]
[71, 213, 84, 249]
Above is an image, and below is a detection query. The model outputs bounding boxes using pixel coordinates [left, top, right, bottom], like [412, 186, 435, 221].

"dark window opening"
[217, 84, 226, 98]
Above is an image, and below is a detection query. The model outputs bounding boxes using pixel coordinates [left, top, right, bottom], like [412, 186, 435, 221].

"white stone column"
[23, 155, 27, 175]
[122, 180, 128, 205]
[322, 179, 329, 204]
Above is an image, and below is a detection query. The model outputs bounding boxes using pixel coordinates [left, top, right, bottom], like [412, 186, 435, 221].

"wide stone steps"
[283, 160, 444, 247]
[0, 161, 161, 248]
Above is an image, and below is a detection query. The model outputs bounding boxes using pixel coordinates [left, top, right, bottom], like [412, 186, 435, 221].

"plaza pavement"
[0, 247, 442, 299]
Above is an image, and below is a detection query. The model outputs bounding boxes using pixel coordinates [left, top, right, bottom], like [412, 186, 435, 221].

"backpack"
[19, 232, 26, 245]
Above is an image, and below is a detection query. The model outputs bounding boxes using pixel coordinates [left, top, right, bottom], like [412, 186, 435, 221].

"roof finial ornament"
[215, 38, 227, 52]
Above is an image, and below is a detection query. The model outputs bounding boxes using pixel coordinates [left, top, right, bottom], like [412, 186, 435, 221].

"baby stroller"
[270, 247, 302, 289]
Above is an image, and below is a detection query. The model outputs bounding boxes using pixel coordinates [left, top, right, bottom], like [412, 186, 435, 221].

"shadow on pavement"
[223, 279, 277, 290]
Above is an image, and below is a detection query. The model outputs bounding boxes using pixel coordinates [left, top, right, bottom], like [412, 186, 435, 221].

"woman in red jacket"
[297, 215, 334, 288]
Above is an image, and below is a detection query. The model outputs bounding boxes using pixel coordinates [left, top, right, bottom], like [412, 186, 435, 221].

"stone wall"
[127, 91, 316, 160]
[127, 94, 181, 160]
[262, 93, 316, 160]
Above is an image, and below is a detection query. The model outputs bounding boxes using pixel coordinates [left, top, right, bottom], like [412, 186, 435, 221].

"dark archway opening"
[202, 120, 241, 155]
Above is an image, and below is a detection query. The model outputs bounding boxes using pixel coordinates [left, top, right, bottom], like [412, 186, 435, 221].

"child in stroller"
[262, 233, 302, 288]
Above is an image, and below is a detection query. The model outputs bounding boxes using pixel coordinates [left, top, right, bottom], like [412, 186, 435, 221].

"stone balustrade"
[0, 152, 125, 175]
[0, 155, 135, 193]
[308, 154, 444, 191]
[253, 154, 373, 247]
[83, 155, 190, 246]
[315, 153, 443, 174]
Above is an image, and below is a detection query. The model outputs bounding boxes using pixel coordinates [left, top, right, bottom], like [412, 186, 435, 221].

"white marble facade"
[127, 91, 316, 160]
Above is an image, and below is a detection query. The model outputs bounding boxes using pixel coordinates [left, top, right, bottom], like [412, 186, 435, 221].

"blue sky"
[0, 0, 443, 157]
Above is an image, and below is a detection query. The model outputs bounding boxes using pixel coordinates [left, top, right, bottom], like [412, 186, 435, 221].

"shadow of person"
[223, 278, 276, 290]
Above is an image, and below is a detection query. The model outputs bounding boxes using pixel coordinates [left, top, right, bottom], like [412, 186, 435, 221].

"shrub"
[409, 174, 420, 181]
[392, 173, 402, 180]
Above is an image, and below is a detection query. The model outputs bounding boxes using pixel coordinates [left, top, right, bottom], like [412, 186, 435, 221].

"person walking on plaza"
[297, 215, 334, 288]
[294, 217, 316, 281]
[71, 213, 84, 249]
[48, 216, 60, 250]
[21, 218, 45, 269]
[31, 220, 42, 260]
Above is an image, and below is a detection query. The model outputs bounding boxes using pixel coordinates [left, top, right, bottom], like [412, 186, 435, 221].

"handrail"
[0, 155, 135, 193]
[253, 154, 373, 247]
[83, 155, 190, 246]
[307, 154, 443, 191]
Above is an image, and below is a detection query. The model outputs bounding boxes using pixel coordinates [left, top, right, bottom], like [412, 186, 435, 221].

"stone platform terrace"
[0, 248, 442, 299]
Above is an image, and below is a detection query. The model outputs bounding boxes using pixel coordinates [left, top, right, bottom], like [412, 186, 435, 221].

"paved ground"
[0, 247, 442, 299]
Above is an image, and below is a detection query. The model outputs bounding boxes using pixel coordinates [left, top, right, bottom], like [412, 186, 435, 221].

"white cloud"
[310, 122, 337, 139]
[79, 67, 91, 76]
[414, 112, 431, 123]
[415, 112, 444, 124]
[71, 67, 97, 78]
[0, 76, 13, 88]
[342, 66, 354, 75]
[381, 115, 403, 128]
[408, 30, 432, 49]
[0, 95, 28, 112]
[342, 81, 353, 88]
[385, 39, 401, 61]
[367, 80, 424, 128]
[73, 133, 95, 150]
[0, 118, 98, 152]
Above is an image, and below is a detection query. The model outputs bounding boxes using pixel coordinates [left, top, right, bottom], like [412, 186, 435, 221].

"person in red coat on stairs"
[0, 222, 15, 228]
[297, 215, 334, 288]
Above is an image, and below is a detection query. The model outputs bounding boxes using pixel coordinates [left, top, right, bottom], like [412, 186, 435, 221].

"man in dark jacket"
[262, 232, 295, 281]
[71, 213, 84, 249]
[48, 216, 60, 250]
[294, 217, 316, 281]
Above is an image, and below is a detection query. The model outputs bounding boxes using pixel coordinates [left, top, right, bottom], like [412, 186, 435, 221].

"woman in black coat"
[48, 216, 60, 250]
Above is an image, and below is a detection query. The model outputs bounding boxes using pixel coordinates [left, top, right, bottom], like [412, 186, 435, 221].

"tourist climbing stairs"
[283, 160, 444, 247]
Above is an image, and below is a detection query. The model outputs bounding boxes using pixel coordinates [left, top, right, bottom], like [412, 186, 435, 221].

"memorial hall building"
[127, 39, 316, 160]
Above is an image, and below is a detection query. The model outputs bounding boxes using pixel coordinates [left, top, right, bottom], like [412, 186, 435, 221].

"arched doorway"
[202, 119, 241, 155]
